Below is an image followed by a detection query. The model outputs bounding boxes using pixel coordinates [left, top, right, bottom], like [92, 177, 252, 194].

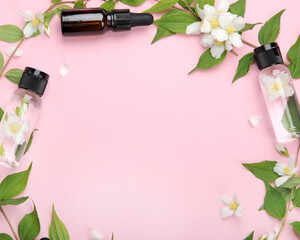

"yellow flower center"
[283, 166, 291, 175]
[211, 20, 219, 28]
[216, 40, 223, 46]
[31, 17, 40, 27]
[9, 123, 20, 133]
[229, 202, 238, 210]
[227, 26, 235, 34]
[272, 83, 282, 91]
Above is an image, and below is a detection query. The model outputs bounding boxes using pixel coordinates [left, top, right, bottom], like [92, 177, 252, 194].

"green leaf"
[154, 9, 197, 33]
[100, 1, 116, 11]
[195, 0, 215, 9]
[281, 95, 300, 133]
[152, 26, 175, 44]
[24, 129, 38, 155]
[0, 234, 13, 240]
[5, 68, 24, 84]
[0, 25, 23, 43]
[291, 222, 300, 237]
[120, 0, 146, 6]
[277, 187, 292, 202]
[242, 161, 279, 183]
[144, 0, 179, 13]
[264, 183, 286, 219]
[243, 231, 254, 240]
[258, 9, 285, 45]
[18, 204, 40, 240]
[229, 0, 246, 17]
[52, 0, 62, 3]
[0, 163, 32, 199]
[232, 52, 254, 83]
[74, 0, 84, 8]
[0, 108, 3, 121]
[56, 5, 72, 18]
[239, 23, 262, 33]
[189, 49, 226, 73]
[292, 187, 300, 207]
[0, 197, 28, 206]
[49, 205, 70, 240]
[275, 144, 289, 157]
[287, 35, 300, 78]
[0, 51, 4, 71]
[281, 177, 300, 189]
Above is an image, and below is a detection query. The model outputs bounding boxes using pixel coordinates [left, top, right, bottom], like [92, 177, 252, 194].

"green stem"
[0, 37, 25, 78]
[242, 38, 289, 67]
[181, 0, 201, 21]
[275, 139, 300, 240]
[44, 1, 76, 13]
[0, 206, 20, 240]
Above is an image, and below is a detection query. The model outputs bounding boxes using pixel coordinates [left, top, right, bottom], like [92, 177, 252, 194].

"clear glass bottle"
[254, 43, 300, 143]
[0, 67, 49, 167]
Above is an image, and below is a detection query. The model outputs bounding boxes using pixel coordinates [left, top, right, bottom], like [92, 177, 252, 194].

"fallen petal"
[249, 116, 262, 127]
[5, 46, 23, 57]
[60, 62, 71, 77]
[89, 230, 103, 240]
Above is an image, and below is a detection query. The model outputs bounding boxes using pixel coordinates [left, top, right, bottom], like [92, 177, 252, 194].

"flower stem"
[181, 0, 201, 21]
[44, 1, 76, 13]
[242, 39, 290, 67]
[275, 139, 300, 240]
[0, 206, 20, 240]
[0, 37, 25, 78]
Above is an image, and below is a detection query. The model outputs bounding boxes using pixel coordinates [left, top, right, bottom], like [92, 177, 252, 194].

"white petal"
[232, 16, 245, 31]
[186, 22, 202, 35]
[89, 230, 103, 240]
[274, 226, 280, 235]
[273, 69, 281, 75]
[233, 191, 239, 204]
[267, 91, 280, 102]
[288, 155, 296, 168]
[5, 46, 23, 57]
[36, 12, 44, 22]
[275, 176, 290, 187]
[274, 162, 287, 176]
[210, 43, 225, 59]
[261, 76, 276, 89]
[38, 23, 45, 37]
[225, 40, 232, 51]
[283, 85, 294, 97]
[249, 116, 262, 127]
[216, 0, 229, 13]
[60, 62, 71, 77]
[201, 33, 214, 48]
[204, 5, 218, 21]
[234, 205, 243, 217]
[200, 19, 212, 33]
[196, 4, 205, 20]
[23, 23, 37, 38]
[19, 10, 35, 21]
[229, 32, 243, 48]
[267, 233, 275, 240]
[219, 12, 233, 29]
[219, 194, 232, 205]
[279, 72, 290, 84]
[45, 25, 51, 37]
[220, 206, 234, 219]
[211, 27, 228, 42]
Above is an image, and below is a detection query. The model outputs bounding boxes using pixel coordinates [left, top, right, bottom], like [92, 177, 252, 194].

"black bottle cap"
[254, 42, 283, 70]
[130, 13, 154, 27]
[18, 67, 49, 96]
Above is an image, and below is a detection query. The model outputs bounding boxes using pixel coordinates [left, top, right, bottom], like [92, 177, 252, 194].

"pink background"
[0, 0, 300, 239]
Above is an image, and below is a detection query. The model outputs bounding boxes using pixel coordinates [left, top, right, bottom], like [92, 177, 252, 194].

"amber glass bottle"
[61, 8, 153, 36]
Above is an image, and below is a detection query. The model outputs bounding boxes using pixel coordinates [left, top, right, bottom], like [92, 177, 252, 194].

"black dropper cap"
[18, 67, 49, 96]
[254, 42, 283, 70]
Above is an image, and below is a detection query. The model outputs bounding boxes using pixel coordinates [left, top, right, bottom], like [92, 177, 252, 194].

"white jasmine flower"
[219, 192, 243, 219]
[89, 230, 103, 240]
[5, 46, 23, 57]
[200, 33, 232, 58]
[186, 21, 202, 35]
[249, 116, 262, 127]
[2, 114, 30, 145]
[60, 62, 71, 77]
[274, 155, 298, 187]
[19, 10, 50, 38]
[261, 71, 294, 102]
[259, 226, 280, 240]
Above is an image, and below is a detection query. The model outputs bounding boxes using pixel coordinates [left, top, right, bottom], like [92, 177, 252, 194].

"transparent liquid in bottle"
[0, 89, 41, 167]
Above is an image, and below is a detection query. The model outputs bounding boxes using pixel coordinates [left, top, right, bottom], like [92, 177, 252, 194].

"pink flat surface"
[0, 0, 300, 239]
